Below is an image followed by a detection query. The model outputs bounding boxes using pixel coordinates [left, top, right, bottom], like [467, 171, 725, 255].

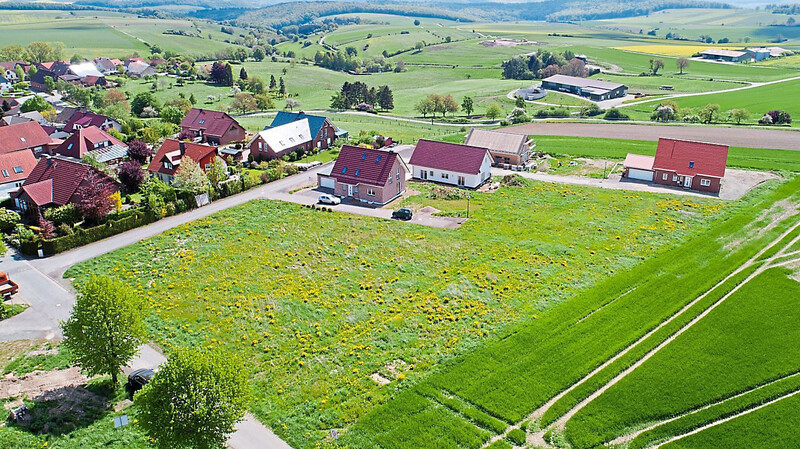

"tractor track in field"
[519, 217, 800, 448]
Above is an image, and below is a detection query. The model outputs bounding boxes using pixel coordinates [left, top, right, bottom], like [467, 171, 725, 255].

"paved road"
[502, 122, 800, 150]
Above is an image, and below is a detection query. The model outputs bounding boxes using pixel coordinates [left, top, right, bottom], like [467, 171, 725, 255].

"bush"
[0, 208, 21, 233]
[507, 428, 527, 445]
[581, 103, 603, 117]
[604, 108, 629, 120]
[501, 174, 526, 187]
[40, 210, 155, 255]
[56, 223, 74, 236]
[534, 107, 570, 118]
[164, 202, 176, 216]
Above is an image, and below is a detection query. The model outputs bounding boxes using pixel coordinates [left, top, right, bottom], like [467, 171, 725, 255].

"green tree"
[252, 47, 266, 61]
[278, 77, 286, 97]
[515, 96, 526, 109]
[172, 156, 210, 193]
[61, 276, 147, 385]
[160, 106, 184, 124]
[699, 103, 720, 124]
[44, 76, 55, 92]
[377, 85, 394, 111]
[676, 57, 690, 74]
[189, 93, 197, 105]
[330, 92, 346, 110]
[269, 75, 277, 90]
[26, 41, 54, 63]
[461, 96, 474, 117]
[239, 66, 248, 80]
[486, 103, 503, 120]
[231, 92, 257, 114]
[255, 93, 274, 110]
[135, 348, 251, 449]
[20, 96, 52, 113]
[650, 58, 665, 75]
[14, 65, 25, 82]
[440, 94, 459, 117]
[131, 92, 161, 116]
[206, 156, 228, 187]
[729, 108, 750, 125]
[414, 95, 435, 118]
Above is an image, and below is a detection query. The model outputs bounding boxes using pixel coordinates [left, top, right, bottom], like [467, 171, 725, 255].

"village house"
[13, 155, 119, 215]
[464, 128, 534, 169]
[622, 138, 729, 194]
[0, 111, 47, 127]
[0, 150, 38, 200]
[0, 75, 11, 94]
[247, 118, 313, 161]
[317, 145, 408, 205]
[148, 139, 218, 184]
[0, 62, 22, 82]
[92, 57, 120, 75]
[125, 60, 156, 77]
[30, 69, 57, 91]
[64, 110, 122, 133]
[409, 139, 493, 189]
[270, 111, 346, 150]
[0, 97, 22, 116]
[52, 126, 128, 165]
[0, 121, 54, 156]
[180, 108, 245, 146]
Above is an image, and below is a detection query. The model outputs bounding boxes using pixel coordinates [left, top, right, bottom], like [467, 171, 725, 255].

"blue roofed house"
[269, 111, 346, 151]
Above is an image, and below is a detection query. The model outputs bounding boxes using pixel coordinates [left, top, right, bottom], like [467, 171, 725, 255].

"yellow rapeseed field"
[615, 44, 739, 57]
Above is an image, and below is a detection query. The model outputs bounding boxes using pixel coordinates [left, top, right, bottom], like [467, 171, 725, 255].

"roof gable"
[180, 108, 241, 137]
[0, 121, 51, 154]
[253, 119, 312, 153]
[0, 149, 38, 184]
[653, 138, 728, 178]
[329, 145, 400, 186]
[270, 111, 329, 138]
[19, 157, 109, 206]
[148, 139, 217, 175]
[465, 129, 528, 156]
[410, 139, 490, 175]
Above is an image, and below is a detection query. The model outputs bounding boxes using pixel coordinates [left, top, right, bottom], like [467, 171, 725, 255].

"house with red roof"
[148, 139, 218, 184]
[52, 126, 128, 164]
[622, 138, 728, 194]
[409, 139, 492, 189]
[0, 150, 38, 199]
[0, 121, 53, 156]
[64, 110, 121, 133]
[179, 108, 245, 146]
[317, 145, 408, 205]
[12, 156, 119, 215]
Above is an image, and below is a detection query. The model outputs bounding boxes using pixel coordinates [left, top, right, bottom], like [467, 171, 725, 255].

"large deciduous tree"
[75, 171, 116, 222]
[118, 161, 146, 192]
[135, 348, 251, 449]
[461, 96, 474, 117]
[61, 276, 147, 384]
[676, 57, 690, 74]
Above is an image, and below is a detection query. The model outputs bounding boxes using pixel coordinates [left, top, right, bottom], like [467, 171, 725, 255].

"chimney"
[178, 140, 185, 152]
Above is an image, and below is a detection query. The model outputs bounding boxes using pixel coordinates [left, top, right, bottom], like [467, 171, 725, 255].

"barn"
[540, 75, 628, 101]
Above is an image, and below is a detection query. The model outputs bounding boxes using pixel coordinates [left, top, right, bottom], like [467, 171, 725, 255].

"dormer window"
[362, 153, 367, 160]
[1, 170, 7, 178]
[67, 143, 73, 150]
[355, 169, 360, 176]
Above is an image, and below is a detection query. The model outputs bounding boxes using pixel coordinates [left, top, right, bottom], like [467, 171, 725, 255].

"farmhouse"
[148, 139, 218, 184]
[317, 145, 408, 205]
[700, 49, 749, 62]
[13, 155, 119, 215]
[180, 108, 245, 146]
[0, 121, 52, 156]
[52, 126, 128, 164]
[0, 150, 37, 199]
[409, 139, 492, 189]
[622, 138, 728, 194]
[465, 128, 534, 169]
[248, 119, 312, 161]
[269, 111, 345, 150]
[541, 74, 628, 101]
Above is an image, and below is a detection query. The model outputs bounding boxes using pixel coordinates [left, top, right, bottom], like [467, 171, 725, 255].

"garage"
[627, 168, 654, 182]
[319, 176, 336, 190]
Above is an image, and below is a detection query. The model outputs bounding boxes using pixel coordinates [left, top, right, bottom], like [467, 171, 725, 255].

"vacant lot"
[66, 177, 728, 448]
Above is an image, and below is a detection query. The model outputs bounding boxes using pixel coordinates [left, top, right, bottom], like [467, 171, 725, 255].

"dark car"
[127, 368, 154, 392]
[392, 208, 413, 220]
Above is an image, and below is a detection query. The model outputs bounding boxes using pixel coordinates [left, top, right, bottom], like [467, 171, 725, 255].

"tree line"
[330, 81, 394, 111]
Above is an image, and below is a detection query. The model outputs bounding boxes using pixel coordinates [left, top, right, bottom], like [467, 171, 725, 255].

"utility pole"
[466, 194, 471, 218]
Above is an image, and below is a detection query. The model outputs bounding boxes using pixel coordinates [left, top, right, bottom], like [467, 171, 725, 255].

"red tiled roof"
[148, 139, 217, 176]
[653, 138, 728, 178]
[180, 108, 240, 138]
[65, 110, 117, 132]
[0, 121, 51, 155]
[55, 126, 126, 159]
[16, 157, 115, 207]
[0, 150, 37, 184]
[410, 139, 490, 175]
[329, 145, 399, 187]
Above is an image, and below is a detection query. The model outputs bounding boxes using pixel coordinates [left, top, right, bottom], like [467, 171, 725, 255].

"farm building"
[247, 119, 313, 161]
[317, 145, 408, 205]
[699, 49, 749, 62]
[464, 128, 534, 169]
[269, 111, 346, 150]
[180, 108, 246, 146]
[409, 139, 492, 189]
[148, 139, 218, 184]
[13, 155, 119, 215]
[541, 75, 627, 101]
[622, 138, 728, 194]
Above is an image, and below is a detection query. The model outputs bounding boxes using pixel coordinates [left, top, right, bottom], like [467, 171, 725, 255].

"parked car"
[0, 272, 19, 300]
[127, 368, 154, 392]
[318, 194, 341, 205]
[392, 208, 413, 220]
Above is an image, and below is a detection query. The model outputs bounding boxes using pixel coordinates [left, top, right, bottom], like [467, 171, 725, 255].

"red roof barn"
[179, 108, 245, 146]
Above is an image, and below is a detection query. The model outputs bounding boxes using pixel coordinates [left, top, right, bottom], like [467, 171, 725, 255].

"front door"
[684, 176, 692, 188]
[420, 170, 428, 180]
[347, 184, 353, 197]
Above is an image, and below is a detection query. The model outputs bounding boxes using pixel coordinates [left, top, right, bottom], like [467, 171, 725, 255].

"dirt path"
[0, 367, 87, 400]
[522, 217, 800, 446]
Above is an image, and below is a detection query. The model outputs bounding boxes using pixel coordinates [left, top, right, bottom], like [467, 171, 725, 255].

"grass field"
[64, 176, 732, 448]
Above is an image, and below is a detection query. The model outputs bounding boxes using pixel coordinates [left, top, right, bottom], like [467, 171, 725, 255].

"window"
[199, 119, 205, 125]
[458, 175, 465, 186]
[342, 167, 347, 174]
[366, 188, 375, 196]
[442, 173, 449, 179]
[289, 137, 295, 143]
[205, 164, 211, 170]
[19, 137, 25, 143]
[389, 176, 392, 184]
[355, 169, 360, 176]
[1, 170, 7, 178]
[429, 170, 434, 176]
[689, 161, 695, 168]
[662, 173, 668, 181]
[700, 178, 711, 187]
[67, 143, 73, 150]
[13, 166, 23, 174]
[396, 168, 400, 180]
[164, 161, 173, 169]
[362, 153, 367, 160]
[672, 175, 678, 182]
[376, 155, 382, 162]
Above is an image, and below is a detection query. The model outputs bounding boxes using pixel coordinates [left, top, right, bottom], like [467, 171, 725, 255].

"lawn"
[65, 176, 732, 448]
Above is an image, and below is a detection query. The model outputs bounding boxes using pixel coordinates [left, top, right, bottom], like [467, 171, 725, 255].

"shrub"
[486, 440, 512, 449]
[56, 223, 74, 236]
[118, 161, 146, 192]
[767, 109, 792, 125]
[604, 108, 629, 120]
[0, 208, 21, 233]
[43, 204, 81, 226]
[501, 174, 526, 187]
[164, 202, 176, 216]
[507, 428, 527, 445]
[581, 103, 603, 117]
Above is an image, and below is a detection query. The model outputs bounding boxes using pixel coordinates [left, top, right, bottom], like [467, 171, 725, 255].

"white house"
[409, 139, 493, 189]
[0, 76, 11, 94]
[247, 118, 313, 160]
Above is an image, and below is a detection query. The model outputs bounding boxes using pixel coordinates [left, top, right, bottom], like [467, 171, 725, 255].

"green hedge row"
[37, 210, 157, 256]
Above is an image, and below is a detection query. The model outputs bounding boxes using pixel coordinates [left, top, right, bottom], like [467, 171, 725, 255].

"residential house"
[64, 110, 122, 133]
[247, 118, 312, 161]
[30, 69, 57, 91]
[0, 150, 38, 199]
[93, 57, 119, 75]
[13, 155, 119, 215]
[52, 126, 128, 165]
[0, 121, 53, 156]
[0, 97, 22, 116]
[465, 128, 534, 169]
[622, 138, 728, 194]
[541, 74, 628, 101]
[409, 139, 492, 189]
[125, 60, 156, 77]
[0, 111, 47, 127]
[180, 108, 245, 146]
[0, 62, 21, 82]
[270, 111, 345, 150]
[0, 76, 11, 94]
[317, 145, 408, 205]
[148, 139, 218, 184]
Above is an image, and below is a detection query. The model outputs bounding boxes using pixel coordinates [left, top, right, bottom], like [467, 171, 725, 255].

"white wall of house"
[0, 181, 23, 200]
[412, 154, 492, 189]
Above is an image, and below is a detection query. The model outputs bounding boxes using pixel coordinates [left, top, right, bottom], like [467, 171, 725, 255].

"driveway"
[502, 122, 800, 151]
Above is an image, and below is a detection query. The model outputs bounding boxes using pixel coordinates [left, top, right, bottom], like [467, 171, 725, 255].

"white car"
[318, 194, 341, 205]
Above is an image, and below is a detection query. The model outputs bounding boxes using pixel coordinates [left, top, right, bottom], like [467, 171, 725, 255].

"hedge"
[39, 210, 156, 256]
